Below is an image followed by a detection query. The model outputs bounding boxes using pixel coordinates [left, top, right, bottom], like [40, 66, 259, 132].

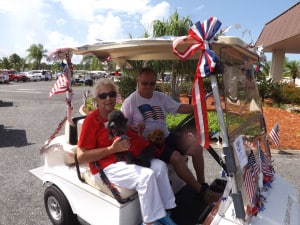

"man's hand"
[131, 122, 145, 135]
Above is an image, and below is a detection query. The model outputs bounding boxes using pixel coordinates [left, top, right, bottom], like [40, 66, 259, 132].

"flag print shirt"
[121, 90, 181, 137]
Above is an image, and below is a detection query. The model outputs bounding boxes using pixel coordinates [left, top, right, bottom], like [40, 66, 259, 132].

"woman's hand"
[109, 136, 130, 153]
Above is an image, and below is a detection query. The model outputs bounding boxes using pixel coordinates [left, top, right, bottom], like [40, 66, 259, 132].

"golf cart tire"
[44, 185, 79, 225]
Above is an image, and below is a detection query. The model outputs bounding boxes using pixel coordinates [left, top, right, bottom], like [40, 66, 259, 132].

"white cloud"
[0, 0, 176, 59]
[46, 32, 79, 50]
[53, 0, 95, 21]
[56, 18, 66, 27]
[140, 1, 170, 35]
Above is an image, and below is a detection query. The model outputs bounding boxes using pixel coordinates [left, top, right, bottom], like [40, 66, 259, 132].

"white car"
[25, 71, 42, 81]
[31, 34, 300, 225]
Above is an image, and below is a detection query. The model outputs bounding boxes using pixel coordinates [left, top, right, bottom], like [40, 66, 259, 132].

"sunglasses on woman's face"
[98, 91, 117, 99]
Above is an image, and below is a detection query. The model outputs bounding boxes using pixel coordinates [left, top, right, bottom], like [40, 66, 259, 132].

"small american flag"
[49, 72, 69, 97]
[259, 148, 274, 177]
[269, 123, 279, 147]
[244, 151, 258, 204]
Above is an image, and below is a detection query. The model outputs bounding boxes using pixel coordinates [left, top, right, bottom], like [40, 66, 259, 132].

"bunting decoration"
[269, 123, 279, 147]
[40, 48, 75, 154]
[173, 17, 222, 149]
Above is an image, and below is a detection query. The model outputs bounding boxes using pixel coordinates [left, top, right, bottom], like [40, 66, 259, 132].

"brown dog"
[147, 129, 166, 157]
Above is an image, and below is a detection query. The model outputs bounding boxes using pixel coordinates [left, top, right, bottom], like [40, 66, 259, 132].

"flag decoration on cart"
[259, 147, 274, 178]
[269, 123, 279, 146]
[259, 147, 274, 190]
[49, 71, 69, 97]
[172, 17, 222, 149]
[41, 50, 75, 154]
[244, 150, 258, 204]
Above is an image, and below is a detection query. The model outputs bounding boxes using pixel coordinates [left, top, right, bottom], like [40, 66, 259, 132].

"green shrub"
[167, 114, 189, 131]
[167, 112, 220, 133]
[178, 82, 193, 95]
[281, 84, 300, 105]
[156, 82, 171, 93]
[118, 76, 136, 99]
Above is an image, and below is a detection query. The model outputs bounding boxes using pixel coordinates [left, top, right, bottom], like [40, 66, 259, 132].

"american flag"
[259, 148, 274, 177]
[138, 104, 165, 120]
[49, 72, 69, 97]
[244, 151, 258, 204]
[269, 123, 279, 146]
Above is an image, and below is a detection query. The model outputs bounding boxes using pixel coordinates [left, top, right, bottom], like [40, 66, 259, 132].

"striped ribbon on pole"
[173, 17, 221, 149]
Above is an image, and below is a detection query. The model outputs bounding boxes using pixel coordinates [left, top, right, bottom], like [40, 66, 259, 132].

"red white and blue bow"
[173, 17, 221, 149]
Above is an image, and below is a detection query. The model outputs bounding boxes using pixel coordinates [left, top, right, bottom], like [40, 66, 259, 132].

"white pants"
[101, 159, 176, 223]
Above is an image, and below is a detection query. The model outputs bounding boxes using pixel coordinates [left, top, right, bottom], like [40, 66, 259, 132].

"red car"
[8, 70, 28, 82]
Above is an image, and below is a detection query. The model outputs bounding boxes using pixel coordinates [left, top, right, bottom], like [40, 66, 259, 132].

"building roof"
[255, 2, 300, 53]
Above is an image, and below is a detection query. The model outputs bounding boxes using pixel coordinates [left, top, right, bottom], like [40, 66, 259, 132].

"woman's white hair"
[92, 78, 119, 98]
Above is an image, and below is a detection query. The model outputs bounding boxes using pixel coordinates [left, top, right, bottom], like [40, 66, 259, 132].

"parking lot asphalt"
[0, 81, 299, 225]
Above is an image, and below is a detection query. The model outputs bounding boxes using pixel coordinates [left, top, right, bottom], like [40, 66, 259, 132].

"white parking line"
[0, 90, 42, 94]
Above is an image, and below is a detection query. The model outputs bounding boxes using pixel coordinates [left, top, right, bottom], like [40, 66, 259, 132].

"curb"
[271, 149, 300, 155]
[209, 143, 300, 154]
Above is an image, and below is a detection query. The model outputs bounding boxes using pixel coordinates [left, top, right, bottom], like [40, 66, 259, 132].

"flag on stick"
[259, 147, 274, 177]
[49, 72, 69, 97]
[269, 123, 279, 147]
[244, 151, 258, 204]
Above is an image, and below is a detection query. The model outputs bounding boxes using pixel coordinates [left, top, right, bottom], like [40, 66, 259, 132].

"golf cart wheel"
[44, 185, 78, 225]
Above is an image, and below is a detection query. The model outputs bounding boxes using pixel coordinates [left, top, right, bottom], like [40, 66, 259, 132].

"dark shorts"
[159, 133, 186, 163]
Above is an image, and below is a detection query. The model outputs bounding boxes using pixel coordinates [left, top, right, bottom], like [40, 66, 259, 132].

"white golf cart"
[30, 27, 300, 225]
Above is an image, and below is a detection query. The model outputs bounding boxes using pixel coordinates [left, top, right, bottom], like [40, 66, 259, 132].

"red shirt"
[78, 109, 150, 174]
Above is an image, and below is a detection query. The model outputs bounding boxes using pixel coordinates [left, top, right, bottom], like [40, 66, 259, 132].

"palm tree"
[152, 10, 193, 100]
[26, 44, 48, 70]
[153, 10, 193, 37]
[9, 53, 22, 70]
[284, 60, 300, 85]
[0, 57, 11, 69]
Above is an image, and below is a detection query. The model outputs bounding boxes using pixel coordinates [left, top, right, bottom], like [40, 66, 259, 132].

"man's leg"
[169, 150, 201, 193]
[169, 149, 221, 205]
[186, 143, 205, 184]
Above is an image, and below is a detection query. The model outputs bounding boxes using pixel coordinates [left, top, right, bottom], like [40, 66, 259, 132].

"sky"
[0, 0, 299, 63]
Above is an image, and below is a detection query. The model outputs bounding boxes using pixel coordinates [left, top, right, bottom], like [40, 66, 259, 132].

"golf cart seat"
[64, 116, 137, 200]
[63, 116, 186, 201]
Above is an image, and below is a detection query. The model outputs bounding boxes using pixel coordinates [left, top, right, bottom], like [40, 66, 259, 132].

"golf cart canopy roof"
[73, 36, 258, 65]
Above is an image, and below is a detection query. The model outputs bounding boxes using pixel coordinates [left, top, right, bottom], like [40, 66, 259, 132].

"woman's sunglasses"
[98, 91, 117, 99]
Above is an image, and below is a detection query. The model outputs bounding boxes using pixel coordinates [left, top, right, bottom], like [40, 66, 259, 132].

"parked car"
[42, 70, 53, 81]
[84, 75, 93, 86]
[25, 71, 42, 82]
[8, 71, 28, 82]
[0, 71, 9, 84]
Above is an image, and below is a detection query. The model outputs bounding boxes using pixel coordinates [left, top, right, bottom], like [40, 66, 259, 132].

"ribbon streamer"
[173, 17, 221, 148]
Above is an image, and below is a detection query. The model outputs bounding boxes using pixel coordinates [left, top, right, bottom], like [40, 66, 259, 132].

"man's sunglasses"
[140, 81, 156, 86]
[98, 91, 117, 99]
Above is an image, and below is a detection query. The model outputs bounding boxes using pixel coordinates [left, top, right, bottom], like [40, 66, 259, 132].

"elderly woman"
[77, 78, 177, 225]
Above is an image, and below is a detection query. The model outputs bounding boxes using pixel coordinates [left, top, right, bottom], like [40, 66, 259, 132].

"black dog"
[106, 110, 154, 167]
[107, 109, 128, 140]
